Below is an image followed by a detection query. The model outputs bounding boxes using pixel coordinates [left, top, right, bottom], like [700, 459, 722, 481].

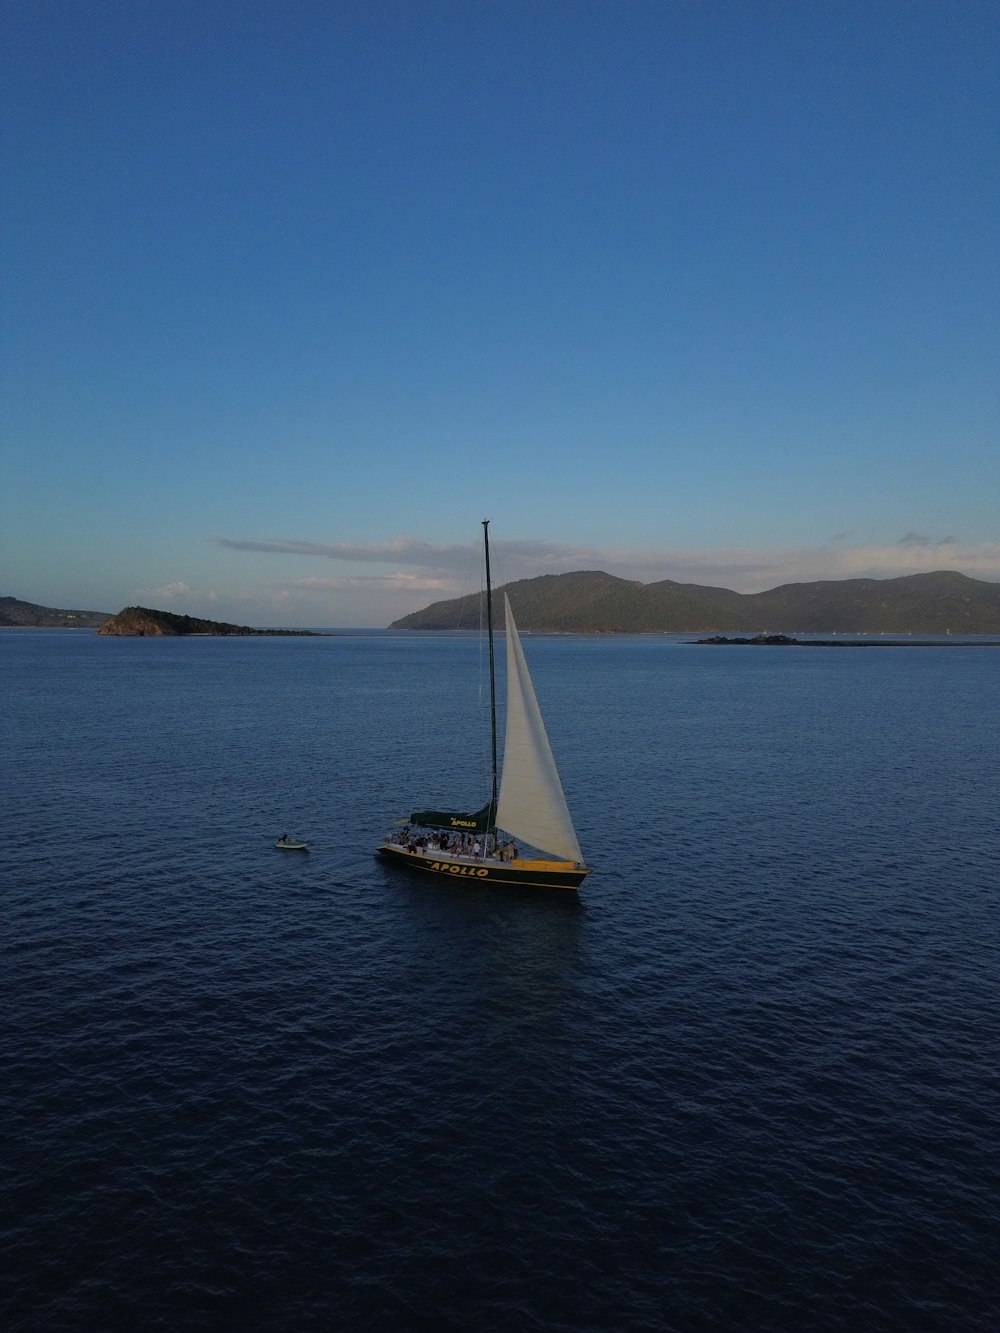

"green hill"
[390, 570, 1000, 634]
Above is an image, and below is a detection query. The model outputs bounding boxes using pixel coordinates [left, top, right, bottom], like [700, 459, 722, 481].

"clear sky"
[2, 0, 997, 626]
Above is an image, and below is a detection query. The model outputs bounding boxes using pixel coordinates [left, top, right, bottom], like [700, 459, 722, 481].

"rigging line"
[477, 535, 491, 786]
[483, 518, 498, 814]
[487, 538, 508, 617]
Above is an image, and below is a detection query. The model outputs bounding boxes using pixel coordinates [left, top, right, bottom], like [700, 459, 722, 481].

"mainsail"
[495, 595, 583, 863]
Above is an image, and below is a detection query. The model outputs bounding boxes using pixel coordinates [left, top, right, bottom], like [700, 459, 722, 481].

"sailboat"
[376, 521, 590, 891]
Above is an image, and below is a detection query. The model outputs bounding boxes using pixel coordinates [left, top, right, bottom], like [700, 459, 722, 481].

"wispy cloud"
[211, 537, 473, 574]
[211, 534, 620, 578]
[283, 573, 458, 593]
[134, 580, 219, 604]
[211, 533, 1000, 604]
[895, 531, 957, 548]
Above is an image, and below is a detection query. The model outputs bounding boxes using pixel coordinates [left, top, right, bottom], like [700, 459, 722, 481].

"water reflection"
[385, 868, 586, 1074]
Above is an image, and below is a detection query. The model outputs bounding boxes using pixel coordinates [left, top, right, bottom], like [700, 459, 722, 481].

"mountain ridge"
[390, 570, 1000, 634]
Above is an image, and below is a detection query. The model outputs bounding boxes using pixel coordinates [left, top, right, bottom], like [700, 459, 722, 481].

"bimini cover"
[408, 799, 496, 834]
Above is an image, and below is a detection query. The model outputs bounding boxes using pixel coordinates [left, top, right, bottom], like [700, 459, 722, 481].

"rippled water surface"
[3, 630, 999, 1331]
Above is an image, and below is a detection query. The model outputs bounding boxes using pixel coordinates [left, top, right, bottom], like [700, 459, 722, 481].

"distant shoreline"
[4, 625, 999, 644]
[694, 634, 1000, 647]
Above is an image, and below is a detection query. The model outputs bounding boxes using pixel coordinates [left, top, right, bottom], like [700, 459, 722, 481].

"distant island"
[390, 570, 1000, 635]
[2, 596, 317, 636]
[695, 634, 1000, 647]
[1, 596, 110, 629]
[99, 607, 319, 636]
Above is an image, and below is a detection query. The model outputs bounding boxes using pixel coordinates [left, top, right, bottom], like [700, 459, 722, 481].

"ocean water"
[3, 629, 999, 1332]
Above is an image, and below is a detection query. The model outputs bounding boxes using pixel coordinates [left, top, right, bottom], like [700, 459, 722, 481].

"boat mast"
[483, 519, 498, 821]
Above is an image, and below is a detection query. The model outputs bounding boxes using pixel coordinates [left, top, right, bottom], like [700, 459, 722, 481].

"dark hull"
[376, 843, 589, 891]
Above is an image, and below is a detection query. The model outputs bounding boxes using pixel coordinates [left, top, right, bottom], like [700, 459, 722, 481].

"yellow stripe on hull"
[376, 843, 589, 891]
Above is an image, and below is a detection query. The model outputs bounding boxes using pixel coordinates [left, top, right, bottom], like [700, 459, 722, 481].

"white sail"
[495, 595, 584, 863]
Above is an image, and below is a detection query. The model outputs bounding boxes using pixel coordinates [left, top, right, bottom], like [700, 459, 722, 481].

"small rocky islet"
[98, 607, 319, 637]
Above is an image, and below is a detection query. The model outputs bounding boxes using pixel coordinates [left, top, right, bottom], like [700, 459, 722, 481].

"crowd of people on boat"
[386, 827, 520, 862]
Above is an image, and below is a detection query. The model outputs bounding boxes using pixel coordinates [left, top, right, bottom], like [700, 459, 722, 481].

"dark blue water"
[3, 630, 998, 1331]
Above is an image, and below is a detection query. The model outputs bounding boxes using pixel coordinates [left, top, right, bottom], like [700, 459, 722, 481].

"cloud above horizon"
[212, 534, 1000, 598]
[283, 573, 458, 593]
[896, 531, 957, 547]
[132, 580, 222, 607]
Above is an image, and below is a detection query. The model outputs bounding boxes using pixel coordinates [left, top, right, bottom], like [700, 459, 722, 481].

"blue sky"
[2, 0, 997, 626]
